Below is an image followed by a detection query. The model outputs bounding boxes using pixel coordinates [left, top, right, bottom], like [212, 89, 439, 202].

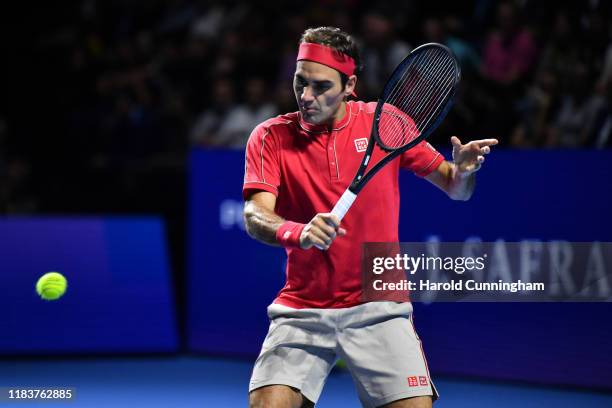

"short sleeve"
[243, 124, 281, 199]
[399, 140, 445, 177]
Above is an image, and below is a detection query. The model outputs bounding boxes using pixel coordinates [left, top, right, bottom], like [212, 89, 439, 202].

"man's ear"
[345, 75, 357, 97]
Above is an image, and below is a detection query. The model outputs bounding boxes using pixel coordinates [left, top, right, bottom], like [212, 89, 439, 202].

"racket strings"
[382, 51, 454, 148]
[406, 53, 454, 123]
[378, 47, 457, 150]
[381, 49, 454, 146]
[387, 50, 445, 124]
[381, 60, 454, 147]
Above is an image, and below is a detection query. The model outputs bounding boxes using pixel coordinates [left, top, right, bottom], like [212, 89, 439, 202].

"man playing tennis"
[244, 27, 497, 408]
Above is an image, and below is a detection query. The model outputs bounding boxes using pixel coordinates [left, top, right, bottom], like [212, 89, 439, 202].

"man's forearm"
[243, 201, 285, 246]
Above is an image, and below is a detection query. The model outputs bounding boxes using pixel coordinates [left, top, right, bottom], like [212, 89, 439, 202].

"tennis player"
[244, 27, 497, 408]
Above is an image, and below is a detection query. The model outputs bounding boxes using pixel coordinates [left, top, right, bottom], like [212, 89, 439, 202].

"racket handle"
[331, 189, 357, 221]
[314, 189, 357, 250]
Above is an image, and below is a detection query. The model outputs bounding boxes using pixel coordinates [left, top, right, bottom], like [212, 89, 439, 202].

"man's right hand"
[299, 213, 347, 250]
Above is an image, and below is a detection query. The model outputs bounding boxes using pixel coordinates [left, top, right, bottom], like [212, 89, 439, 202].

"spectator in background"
[218, 77, 278, 148]
[546, 64, 606, 147]
[481, 1, 536, 86]
[537, 12, 581, 95]
[479, 1, 537, 142]
[511, 11, 577, 148]
[190, 78, 238, 146]
[422, 17, 480, 77]
[443, 16, 481, 76]
[359, 12, 411, 100]
[212, 33, 242, 78]
[191, 78, 277, 148]
[511, 70, 559, 147]
[274, 85, 298, 115]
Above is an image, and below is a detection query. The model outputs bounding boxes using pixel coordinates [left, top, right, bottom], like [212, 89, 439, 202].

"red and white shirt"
[243, 100, 444, 308]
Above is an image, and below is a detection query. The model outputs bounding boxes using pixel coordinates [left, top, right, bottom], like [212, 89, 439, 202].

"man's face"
[294, 61, 346, 125]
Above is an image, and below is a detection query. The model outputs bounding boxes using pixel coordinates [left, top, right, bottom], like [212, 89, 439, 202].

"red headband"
[297, 42, 356, 77]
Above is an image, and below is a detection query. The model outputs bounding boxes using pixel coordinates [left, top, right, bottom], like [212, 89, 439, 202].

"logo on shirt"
[354, 138, 368, 152]
[407, 376, 428, 387]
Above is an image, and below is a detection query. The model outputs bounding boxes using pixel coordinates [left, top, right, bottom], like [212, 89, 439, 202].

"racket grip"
[314, 189, 357, 250]
[331, 189, 357, 221]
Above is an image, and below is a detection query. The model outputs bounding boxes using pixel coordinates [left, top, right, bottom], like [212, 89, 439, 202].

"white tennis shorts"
[249, 301, 439, 407]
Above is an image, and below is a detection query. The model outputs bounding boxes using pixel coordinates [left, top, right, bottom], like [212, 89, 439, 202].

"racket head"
[373, 43, 460, 152]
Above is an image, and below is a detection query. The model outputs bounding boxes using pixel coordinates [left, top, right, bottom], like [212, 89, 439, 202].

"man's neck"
[327, 101, 347, 128]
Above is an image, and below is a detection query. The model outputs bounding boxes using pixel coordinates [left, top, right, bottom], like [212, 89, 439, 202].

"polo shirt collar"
[298, 102, 352, 134]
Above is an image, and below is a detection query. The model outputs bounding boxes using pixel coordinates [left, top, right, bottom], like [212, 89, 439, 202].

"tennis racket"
[330, 43, 460, 221]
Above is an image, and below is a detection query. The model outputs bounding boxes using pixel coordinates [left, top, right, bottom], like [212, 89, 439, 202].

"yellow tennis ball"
[36, 272, 67, 301]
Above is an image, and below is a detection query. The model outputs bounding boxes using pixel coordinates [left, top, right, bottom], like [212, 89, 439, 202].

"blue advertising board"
[1, 217, 178, 354]
[188, 148, 612, 389]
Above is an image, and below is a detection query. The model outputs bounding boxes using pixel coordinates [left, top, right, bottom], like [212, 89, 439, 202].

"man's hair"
[300, 26, 362, 87]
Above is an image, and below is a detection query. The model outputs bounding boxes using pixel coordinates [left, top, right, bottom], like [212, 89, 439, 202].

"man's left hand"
[451, 136, 499, 177]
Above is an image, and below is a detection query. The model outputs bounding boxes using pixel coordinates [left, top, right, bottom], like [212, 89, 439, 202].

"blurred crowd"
[1, 0, 612, 215]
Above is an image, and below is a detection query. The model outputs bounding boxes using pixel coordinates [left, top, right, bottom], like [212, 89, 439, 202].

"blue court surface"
[2, 356, 611, 407]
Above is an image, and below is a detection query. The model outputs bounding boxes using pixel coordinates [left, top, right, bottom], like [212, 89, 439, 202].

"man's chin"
[301, 112, 325, 125]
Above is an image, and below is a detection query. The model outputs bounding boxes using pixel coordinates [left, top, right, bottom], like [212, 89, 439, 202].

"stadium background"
[2, 0, 612, 406]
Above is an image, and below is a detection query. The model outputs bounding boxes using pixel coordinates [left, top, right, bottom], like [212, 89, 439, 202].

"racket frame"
[348, 42, 461, 195]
